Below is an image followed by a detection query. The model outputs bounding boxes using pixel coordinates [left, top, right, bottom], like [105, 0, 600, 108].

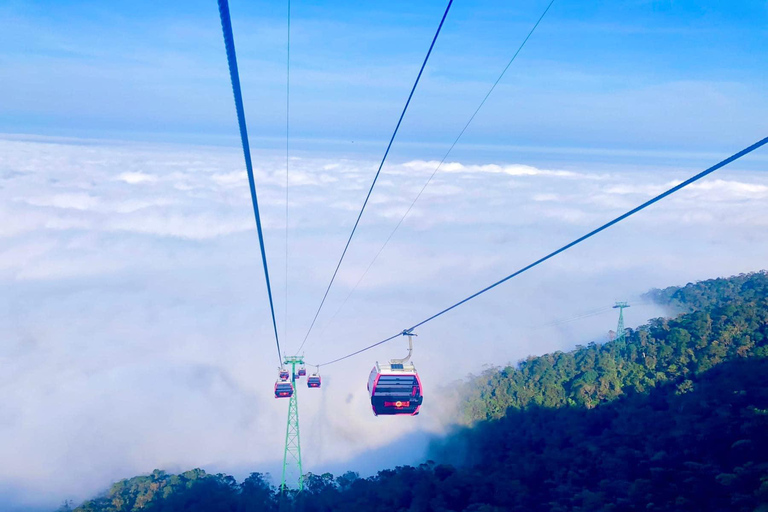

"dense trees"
[431, 357, 768, 511]
[459, 271, 768, 422]
[645, 270, 768, 314]
[71, 272, 768, 512]
[73, 470, 241, 512]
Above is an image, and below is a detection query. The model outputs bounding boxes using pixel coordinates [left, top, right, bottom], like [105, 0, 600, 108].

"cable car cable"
[295, 0, 455, 354]
[218, 0, 283, 364]
[311, 136, 768, 367]
[310, 0, 556, 342]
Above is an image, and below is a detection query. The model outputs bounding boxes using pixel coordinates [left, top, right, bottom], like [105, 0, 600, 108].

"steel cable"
[218, 0, 283, 363]
[295, 0, 455, 354]
[313, 137, 768, 367]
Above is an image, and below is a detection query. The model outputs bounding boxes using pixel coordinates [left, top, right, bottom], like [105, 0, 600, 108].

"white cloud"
[24, 193, 100, 211]
[106, 198, 177, 214]
[118, 171, 158, 184]
[687, 179, 768, 200]
[211, 171, 246, 186]
[1, 134, 767, 509]
[603, 181, 682, 196]
[0, 240, 55, 271]
[401, 160, 583, 178]
[105, 212, 253, 240]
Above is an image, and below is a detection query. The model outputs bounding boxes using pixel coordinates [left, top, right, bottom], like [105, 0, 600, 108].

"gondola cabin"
[307, 375, 321, 388]
[298, 367, 307, 377]
[274, 381, 294, 398]
[279, 368, 290, 381]
[367, 361, 423, 416]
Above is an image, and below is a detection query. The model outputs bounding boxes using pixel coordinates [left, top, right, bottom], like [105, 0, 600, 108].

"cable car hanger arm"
[389, 332, 416, 365]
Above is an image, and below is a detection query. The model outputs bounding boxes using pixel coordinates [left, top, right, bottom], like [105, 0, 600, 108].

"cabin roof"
[376, 361, 416, 373]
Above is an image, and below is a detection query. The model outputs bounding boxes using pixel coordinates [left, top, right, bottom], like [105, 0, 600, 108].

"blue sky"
[0, 1, 767, 510]
[1, 0, 766, 156]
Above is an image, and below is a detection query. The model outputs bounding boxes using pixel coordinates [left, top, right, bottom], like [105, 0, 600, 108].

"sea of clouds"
[1, 134, 766, 510]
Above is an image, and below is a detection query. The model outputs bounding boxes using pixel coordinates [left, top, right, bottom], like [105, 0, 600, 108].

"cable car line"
[530, 305, 615, 329]
[310, 0, 556, 342]
[527, 301, 644, 330]
[311, 136, 768, 367]
[295, 0, 455, 355]
[217, 0, 283, 364]
[317, 333, 403, 368]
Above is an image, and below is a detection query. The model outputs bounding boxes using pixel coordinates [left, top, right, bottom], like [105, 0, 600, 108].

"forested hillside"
[646, 271, 768, 313]
[459, 270, 768, 422]
[69, 272, 768, 512]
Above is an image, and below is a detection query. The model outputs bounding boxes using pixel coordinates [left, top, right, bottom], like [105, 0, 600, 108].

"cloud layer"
[1, 135, 767, 509]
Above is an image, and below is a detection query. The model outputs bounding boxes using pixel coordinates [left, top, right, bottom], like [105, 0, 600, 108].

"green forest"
[68, 272, 768, 512]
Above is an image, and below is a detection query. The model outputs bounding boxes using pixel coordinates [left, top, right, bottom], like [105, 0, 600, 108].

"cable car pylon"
[613, 301, 630, 343]
[280, 355, 304, 493]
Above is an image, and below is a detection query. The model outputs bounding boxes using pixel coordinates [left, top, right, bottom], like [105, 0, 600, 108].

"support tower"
[613, 302, 630, 343]
[281, 355, 304, 492]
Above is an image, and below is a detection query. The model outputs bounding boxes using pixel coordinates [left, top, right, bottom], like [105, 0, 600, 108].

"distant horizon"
[2, 1, 767, 157]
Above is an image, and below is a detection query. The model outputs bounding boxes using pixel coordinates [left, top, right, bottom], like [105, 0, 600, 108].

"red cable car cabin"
[307, 375, 321, 388]
[274, 381, 294, 398]
[367, 361, 423, 416]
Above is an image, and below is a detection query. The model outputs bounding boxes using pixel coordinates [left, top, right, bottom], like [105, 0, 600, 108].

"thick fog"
[1, 135, 766, 510]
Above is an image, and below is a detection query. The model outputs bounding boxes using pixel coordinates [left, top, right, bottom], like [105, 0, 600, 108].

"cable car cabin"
[307, 375, 321, 388]
[367, 361, 423, 416]
[279, 368, 290, 381]
[298, 367, 307, 377]
[274, 381, 294, 398]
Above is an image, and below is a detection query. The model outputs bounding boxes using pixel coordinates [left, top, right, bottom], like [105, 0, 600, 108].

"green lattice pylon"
[613, 302, 630, 343]
[281, 355, 304, 493]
